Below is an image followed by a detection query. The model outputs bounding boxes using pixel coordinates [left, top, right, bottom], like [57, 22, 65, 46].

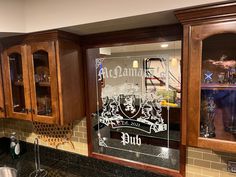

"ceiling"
[61, 10, 178, 35]
[107, 41, 181, 54]
[0, 0, 228, 37]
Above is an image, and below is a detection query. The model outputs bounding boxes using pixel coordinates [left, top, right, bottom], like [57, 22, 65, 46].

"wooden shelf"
[201, 83, 236, 90]
[14, 81, 23, 86]
[36, 82, 50, 87]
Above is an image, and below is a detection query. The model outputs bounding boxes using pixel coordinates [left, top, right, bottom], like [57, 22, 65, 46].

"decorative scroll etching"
[99, 137, 108, 147]
[98, 133, 108, 147]
[95, 57, 170, 159]
[99, 83, 167, 134]
[157, 150, 169, 160]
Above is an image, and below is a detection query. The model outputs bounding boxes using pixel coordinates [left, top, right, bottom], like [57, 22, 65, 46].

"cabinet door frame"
[1, 45, 32, 120]
[27, 41, 59, 124]
[0, 62, 5, 118]
[188, 21, 236, 151]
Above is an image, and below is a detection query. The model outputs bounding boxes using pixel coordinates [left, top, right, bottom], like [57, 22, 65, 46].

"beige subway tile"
[194, 159, 211, 168]
[73, 126, 79, 132]
[71, 137, 79, 142]
[186, 172, 196, 177]
[194, 174, 211, 177]
[220, 171, 236, 177]
[83, 132, 87, 138]
[203, 153, 221, 162]
[202, 168, 220, 177]
[74, 132, 83, 138]
[211, 162, 227, 171]
[186, 164, 202, 173]
[78, 149, 88, 156]
[82, 121, 87, 127]
[188, 151, 203, 159]
[79, 138, 87, 144]
[188, 147, 212, 154]
[187, 158, 194, 165]
[78, 127, 87, 132]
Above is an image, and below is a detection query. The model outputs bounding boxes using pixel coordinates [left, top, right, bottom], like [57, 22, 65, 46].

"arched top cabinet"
[175, 2, 236, 152]
[0, 31, 85, 125]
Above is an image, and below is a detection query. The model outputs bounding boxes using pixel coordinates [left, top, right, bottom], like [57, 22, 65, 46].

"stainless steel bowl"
[0, 167, 17, 177]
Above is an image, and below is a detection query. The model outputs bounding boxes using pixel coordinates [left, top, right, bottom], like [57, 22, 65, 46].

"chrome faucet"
[29, 138, 47, 177]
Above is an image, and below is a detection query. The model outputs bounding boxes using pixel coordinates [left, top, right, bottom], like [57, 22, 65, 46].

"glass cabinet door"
[187, 21, 236, 152]
[89, 41, 182, 171]
[200, 33, 236, 142]
[27, 42, 59, 124]
[2, 45, 31, 120]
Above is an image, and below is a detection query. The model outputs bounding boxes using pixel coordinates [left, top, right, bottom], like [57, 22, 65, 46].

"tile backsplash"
[186, 146, 236, 177]
[1, 117, 236, 177]
[0, 118, 88, 156]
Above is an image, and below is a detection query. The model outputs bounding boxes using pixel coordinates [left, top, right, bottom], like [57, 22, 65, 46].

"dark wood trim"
[82, 46, 93, 156]
[0, 30, 79, 50]
[91, 152, 183, 177]
[83, 24, 185, 177]
[175, 1, 236, 24]
[0, 43, 6, 118]
[181, 25, 190, 146]
[80, 24, 182, 48]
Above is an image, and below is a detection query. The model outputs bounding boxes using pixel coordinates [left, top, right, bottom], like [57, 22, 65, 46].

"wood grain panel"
[56, 39, 85, 125]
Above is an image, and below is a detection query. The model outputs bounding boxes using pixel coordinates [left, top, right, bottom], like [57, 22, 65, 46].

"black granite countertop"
[0, 152, 116, 177]
[0, 138, 170, 177]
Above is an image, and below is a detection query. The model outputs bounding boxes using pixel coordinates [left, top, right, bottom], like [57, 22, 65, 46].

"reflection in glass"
[9, 53, 26, 113]
[33, 51, 52, 116]
[91, 41, 181, 170]
[201, 34, 236, 141]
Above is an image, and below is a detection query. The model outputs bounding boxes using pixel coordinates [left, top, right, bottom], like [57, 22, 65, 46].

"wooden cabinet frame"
[82, 24, 186, 177]
[176, 1, 236, 153]
[0, 30, 85, 125]
[2, 45, 31, 121]
[27, 42, 59, 124]
[0, 44, 5, 118]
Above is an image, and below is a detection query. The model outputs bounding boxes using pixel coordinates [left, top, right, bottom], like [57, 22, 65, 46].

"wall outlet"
[228, 161, 236, 173]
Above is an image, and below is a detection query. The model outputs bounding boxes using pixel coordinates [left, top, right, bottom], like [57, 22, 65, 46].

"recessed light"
[161, 44, 169, 48]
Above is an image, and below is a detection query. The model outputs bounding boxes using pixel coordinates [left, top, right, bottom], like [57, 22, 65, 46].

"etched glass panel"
[91, 42, 181, 170]
[201, 34, 236, 141]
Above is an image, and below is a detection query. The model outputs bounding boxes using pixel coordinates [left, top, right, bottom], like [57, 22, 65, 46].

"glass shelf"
[36, 82, 50, 87]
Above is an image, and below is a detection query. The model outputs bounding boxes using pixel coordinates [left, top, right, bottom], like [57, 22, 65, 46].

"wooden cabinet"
[176, 2, 236, 152]
[0, 31, 85, 125]
[0, 46, 5, 118]
[2, 45, 31, 121]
